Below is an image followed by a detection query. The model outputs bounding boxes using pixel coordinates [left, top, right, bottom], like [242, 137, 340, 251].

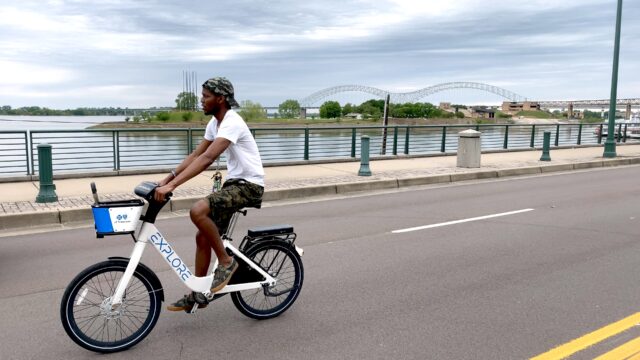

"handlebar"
[133, 181, 172, 202]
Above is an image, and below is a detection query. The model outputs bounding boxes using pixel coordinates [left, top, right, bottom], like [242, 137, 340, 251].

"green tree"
[583, 110, 603, 120]
[319, 101, 341, 118]
[342, 103, 355, 115]
[355, 99, 384, 118]
[238, 100, 267, 121]
[278, 99, 301, 118]
[175, 92, 198, 111]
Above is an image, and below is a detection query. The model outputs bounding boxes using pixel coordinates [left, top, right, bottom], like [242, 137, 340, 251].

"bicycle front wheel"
[60, 259, 162, 353]
[231, 241, 304, 320]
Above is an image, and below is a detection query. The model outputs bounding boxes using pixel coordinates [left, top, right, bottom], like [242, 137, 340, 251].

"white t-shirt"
[204, 110, 264, 187]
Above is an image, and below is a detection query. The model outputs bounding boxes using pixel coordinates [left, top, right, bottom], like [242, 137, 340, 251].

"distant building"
[471, 106, 495, 119]
[439, 102, 451, 110]
[502, 101, 541, 113]
[571, 110, 584, 119]
[344, 113, 363, 120]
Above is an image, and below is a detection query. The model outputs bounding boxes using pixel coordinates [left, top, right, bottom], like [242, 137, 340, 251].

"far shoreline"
[88, 116, 576, 129]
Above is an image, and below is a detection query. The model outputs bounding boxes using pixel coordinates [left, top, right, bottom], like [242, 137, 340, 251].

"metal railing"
[0, 123, 634, 177]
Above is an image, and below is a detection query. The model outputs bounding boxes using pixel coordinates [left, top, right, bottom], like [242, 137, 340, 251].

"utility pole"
[603, 0, 623, 158]
[381, 93, 390, 155]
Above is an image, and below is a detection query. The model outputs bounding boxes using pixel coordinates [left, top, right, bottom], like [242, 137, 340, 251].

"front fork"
[110, 237, 148, 306]
[110, 222, 158, 307]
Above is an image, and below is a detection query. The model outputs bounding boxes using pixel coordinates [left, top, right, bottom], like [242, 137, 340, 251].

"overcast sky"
[1, 0, 638, 109]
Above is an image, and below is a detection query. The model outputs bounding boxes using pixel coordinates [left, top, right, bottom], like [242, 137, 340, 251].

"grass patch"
[515, 110, 556, 119]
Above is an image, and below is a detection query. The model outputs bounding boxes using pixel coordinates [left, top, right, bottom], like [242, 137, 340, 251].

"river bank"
[88, 116, 545, 129]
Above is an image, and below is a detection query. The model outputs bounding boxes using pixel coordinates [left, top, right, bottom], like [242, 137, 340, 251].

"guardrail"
[0, 123, 634, 177]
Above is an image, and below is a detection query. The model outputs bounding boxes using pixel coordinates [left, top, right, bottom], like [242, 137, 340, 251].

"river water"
[0, 116, 613, 176]
[0, 115, 126, 130]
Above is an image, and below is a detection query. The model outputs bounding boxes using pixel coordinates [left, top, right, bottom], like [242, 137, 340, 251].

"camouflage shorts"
[206, 178, 263, 234]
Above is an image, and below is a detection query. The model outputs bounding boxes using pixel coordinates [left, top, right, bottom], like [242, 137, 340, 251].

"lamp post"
[603, 0, 623, 158]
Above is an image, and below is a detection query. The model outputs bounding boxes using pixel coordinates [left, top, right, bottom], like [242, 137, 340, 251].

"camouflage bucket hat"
[202, 77, 240, 108]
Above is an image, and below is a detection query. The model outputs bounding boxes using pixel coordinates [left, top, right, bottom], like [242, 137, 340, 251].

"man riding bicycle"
[154, 77, 264, 311]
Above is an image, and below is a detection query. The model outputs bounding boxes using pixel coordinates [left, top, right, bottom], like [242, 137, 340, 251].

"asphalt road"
[2, 166, 640, 359]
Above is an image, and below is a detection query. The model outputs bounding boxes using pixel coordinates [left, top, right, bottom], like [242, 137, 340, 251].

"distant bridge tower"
[568, 102, 574, 119]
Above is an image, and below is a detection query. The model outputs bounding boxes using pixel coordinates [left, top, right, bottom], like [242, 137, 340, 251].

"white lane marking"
[391, 208, 535, 234]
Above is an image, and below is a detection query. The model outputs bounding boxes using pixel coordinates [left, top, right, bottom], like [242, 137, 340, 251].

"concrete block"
[397, 175, 451, 187]
[573, 161, 603, 170]
[336, 179, 398, 194]
[497, 167, 541, 177]
[602, 158, 631, 167]
[539, 164, 574, 173]
[263, 185, 337, 201]
[54, 170, 117, 180]
[450, 171, 498, 182]
[59, 208, 93, 224]
[457, 129, 481, 168]
[0, 211, 60, 230]
[0, 175, 31, 183]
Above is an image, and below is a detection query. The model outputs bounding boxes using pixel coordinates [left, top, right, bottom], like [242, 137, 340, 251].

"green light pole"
[603, 0, 623, 158]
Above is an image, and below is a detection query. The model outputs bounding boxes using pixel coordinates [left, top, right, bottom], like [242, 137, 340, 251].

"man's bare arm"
[158, 139, 212, 186]
[154, 137, 231, 201]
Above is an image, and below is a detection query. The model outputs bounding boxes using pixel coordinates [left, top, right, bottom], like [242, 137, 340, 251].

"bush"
[155, 112, 170, 122]
[182, 112, 193, 122]
[238, 100, 267, 121]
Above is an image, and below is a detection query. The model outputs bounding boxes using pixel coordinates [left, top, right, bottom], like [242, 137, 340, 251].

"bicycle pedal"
[193, 292, 210, 305]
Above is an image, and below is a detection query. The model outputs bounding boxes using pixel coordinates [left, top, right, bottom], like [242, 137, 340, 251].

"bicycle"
[60, 181, 304, 353]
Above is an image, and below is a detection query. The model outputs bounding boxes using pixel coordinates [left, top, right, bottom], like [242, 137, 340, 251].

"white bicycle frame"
[109, 217, 277, 308]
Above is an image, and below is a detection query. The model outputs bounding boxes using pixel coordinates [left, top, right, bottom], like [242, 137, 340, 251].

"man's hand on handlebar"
[154, 183, 175, 202]
[157, 174, 173, 187]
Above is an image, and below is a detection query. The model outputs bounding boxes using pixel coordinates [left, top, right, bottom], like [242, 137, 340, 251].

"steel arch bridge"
[299, 82, 528, 106]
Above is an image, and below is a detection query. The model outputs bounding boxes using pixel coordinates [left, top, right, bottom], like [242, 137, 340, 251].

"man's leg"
[190, 200, 232, 269]
[167, 199, 235, 311]
[194, 231, 212, 277]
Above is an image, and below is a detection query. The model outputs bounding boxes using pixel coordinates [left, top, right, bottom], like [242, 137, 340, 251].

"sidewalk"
[2, 144, 640, 231]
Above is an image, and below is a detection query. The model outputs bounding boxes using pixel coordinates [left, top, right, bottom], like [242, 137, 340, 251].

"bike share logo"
[150, 232, 192, 281]
[112, 212, 132, 225]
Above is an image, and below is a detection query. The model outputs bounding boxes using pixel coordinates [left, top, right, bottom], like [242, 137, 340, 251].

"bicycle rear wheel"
[60, 259, 162, 353]
[231, 241, 303, 320]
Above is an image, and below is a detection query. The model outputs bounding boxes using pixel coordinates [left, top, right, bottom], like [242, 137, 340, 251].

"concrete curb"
[0, 210, 60, 231]
[2, 158, 639, 232]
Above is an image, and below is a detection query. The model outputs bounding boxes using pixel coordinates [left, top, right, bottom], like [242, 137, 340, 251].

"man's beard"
[203, 105, 219, 116]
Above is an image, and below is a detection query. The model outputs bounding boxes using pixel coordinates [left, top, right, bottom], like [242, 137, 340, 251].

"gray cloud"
[0, 0, 637, 108]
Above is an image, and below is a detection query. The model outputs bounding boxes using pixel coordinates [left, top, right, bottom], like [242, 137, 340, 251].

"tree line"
[0, 105, 169, 116]
[238, 98, 463, 121]
[3, 93, 459, 120]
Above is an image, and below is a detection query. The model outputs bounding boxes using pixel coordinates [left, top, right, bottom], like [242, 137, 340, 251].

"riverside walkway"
[2, 144, 640, 232]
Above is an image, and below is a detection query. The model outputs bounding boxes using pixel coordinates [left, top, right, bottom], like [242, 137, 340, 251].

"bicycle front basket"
[91, 199, 144, 237]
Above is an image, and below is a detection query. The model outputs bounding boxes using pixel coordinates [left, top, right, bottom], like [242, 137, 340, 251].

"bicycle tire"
[60, 259, 162, 353]
[231, 240, 303, 320]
